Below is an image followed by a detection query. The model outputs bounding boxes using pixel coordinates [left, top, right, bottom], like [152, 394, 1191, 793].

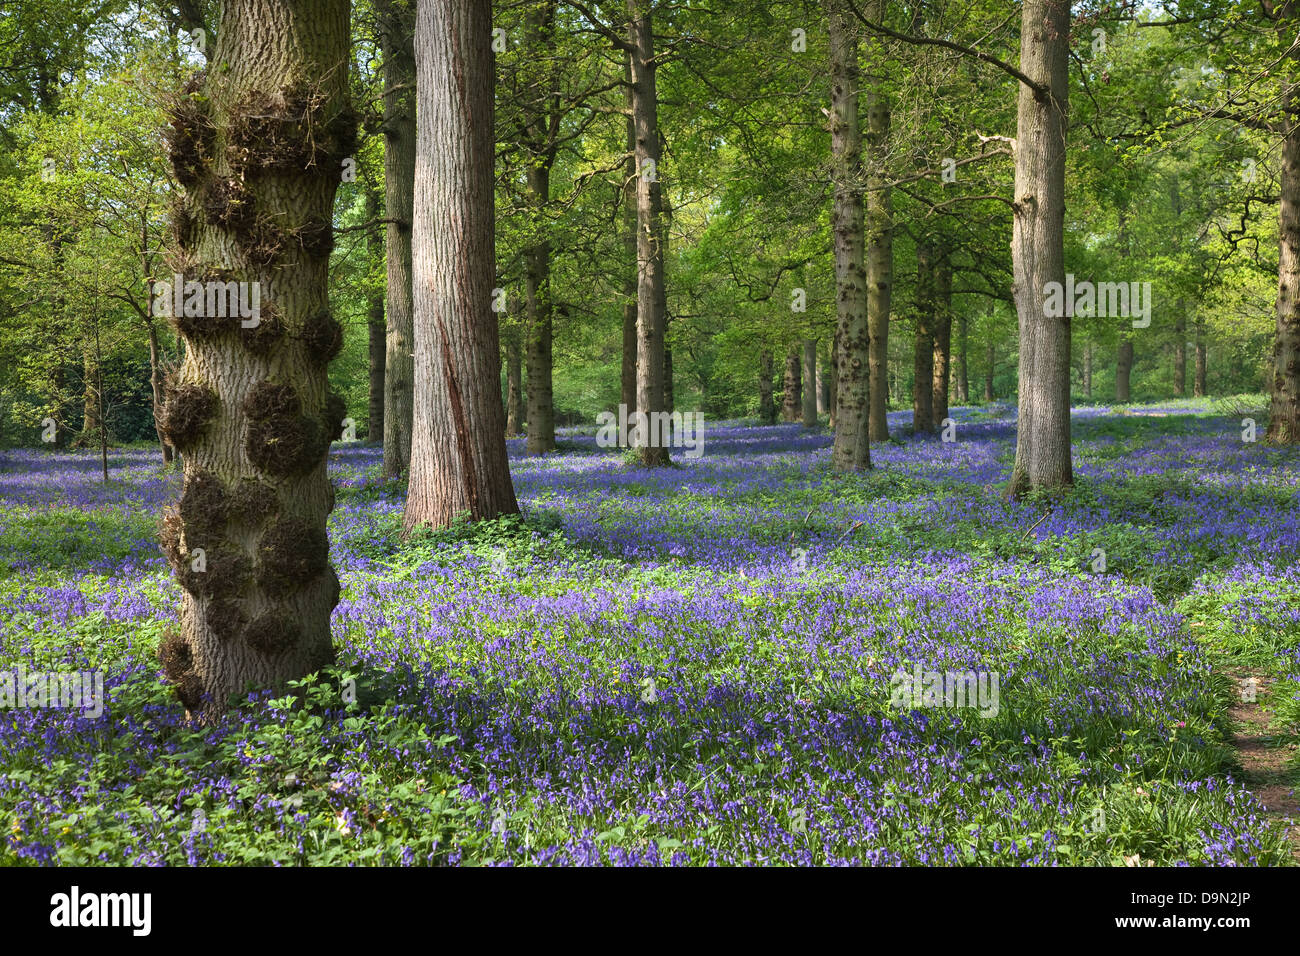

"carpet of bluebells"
[1, 400, 1298, 865]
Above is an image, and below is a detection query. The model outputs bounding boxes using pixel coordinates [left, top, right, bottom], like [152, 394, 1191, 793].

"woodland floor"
[0, 399, 1297, 865]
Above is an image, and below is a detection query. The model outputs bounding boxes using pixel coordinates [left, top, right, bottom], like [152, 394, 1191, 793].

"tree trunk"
[523, 4, 558, 455]
[365, 184, 385, 441]
[156, 0, 352, 717]
[93, 312, 108, 481]
[782, 345, 801, 421]
[801, 339, 817, 426]
[1116, 337, 1133, 403]
[932, 252, 952, 426]
[1269, 65, 1300, 442]
[78, 346, 100, 448]
[524, 168, 555, 455]
[1007, 0, 1072, 497]
[865, 0, 892, 443]
[955, 309, 969, 404]
[620, 54, 638, 417]
[758, 348, 776, 424]
[1194, 315, 1207, 396]
[1083, 340, 1093, 399]
[664, 344, 674, 414]
[146, 318, 174, 463]
[984, 341, 995, 401]
[1173, 313, 1186, 397]
[505, 321, 523, 437]
[404, 0, 519, 529]
[913, 239, 935, 434]
[380, 0, 415, 477]
[828, 330, 839, 429]
[828, 0, 871, 471]
[816, 348, 829, 413]
[627, 0, 669, 465]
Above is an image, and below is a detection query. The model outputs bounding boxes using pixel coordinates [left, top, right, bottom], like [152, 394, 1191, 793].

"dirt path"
[1224, 668, 1300, 862]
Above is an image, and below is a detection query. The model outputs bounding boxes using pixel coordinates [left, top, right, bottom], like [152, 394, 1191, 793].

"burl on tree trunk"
[157, 0, 355, 717]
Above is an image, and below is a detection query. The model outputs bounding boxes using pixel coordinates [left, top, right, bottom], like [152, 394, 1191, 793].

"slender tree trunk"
[1007, 0, 1072, 496]
[380, 0, 415, 477]
[865, 1, 892, 443]
[828, 0, 870, 471]
[1269, 55, 1300, 442]
[93, 312, 108, 481]
[1173, 312, 1186, 397]
[913, 239, 935, 434]
[505, 321, 523, 436]
[816, 349, 829, 413]
[782, 346, 801, 421]
[664, 345, 674, 413]
[956, 309, 969, 403]
[524, 167, 555, 455]
[795, 338, 816, 424]
[146, 318, 174, 463]
[1116, 337, 1133, 403]
[523, 5, 557, 455]
[932, 252, 952, 425]
[627, 0, 669, 465]
[404, 0, 519, 529]
[78, 347, 100, 448]
[1083, 340, 1093, 399]
[156, 0, 352, 717]
[1194, 315, 1207, 396]
[828, 330, 839, 429]
[620, 55, 638, 417]
[365, 185, 385, 441]
[984, 341, 995, 401]
[758, 349, 776, 424]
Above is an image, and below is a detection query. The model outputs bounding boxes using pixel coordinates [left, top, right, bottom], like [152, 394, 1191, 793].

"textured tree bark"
[379, 0, 415, 477]
[627, 0, 669, 465]
[1116, 337, 1133, 403]
[865, 0, 893, 443]
[932, 252, 952, 426]
[802, 339, 818, 426]
[1173, 313, 1186, 397]
[157, 0, 353, 717]
[1007, 0, 1072, 497]
[758, 349, 776, 424]
[782, 346, 801, 421]
[828, 0, 871, 471]
[1269, 60, 1300, 442]
[1194, 315, 1207, 396]
[404, 0, 519, 530]
[365, 185, 385, 441]
[913, 239, 935, 434]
